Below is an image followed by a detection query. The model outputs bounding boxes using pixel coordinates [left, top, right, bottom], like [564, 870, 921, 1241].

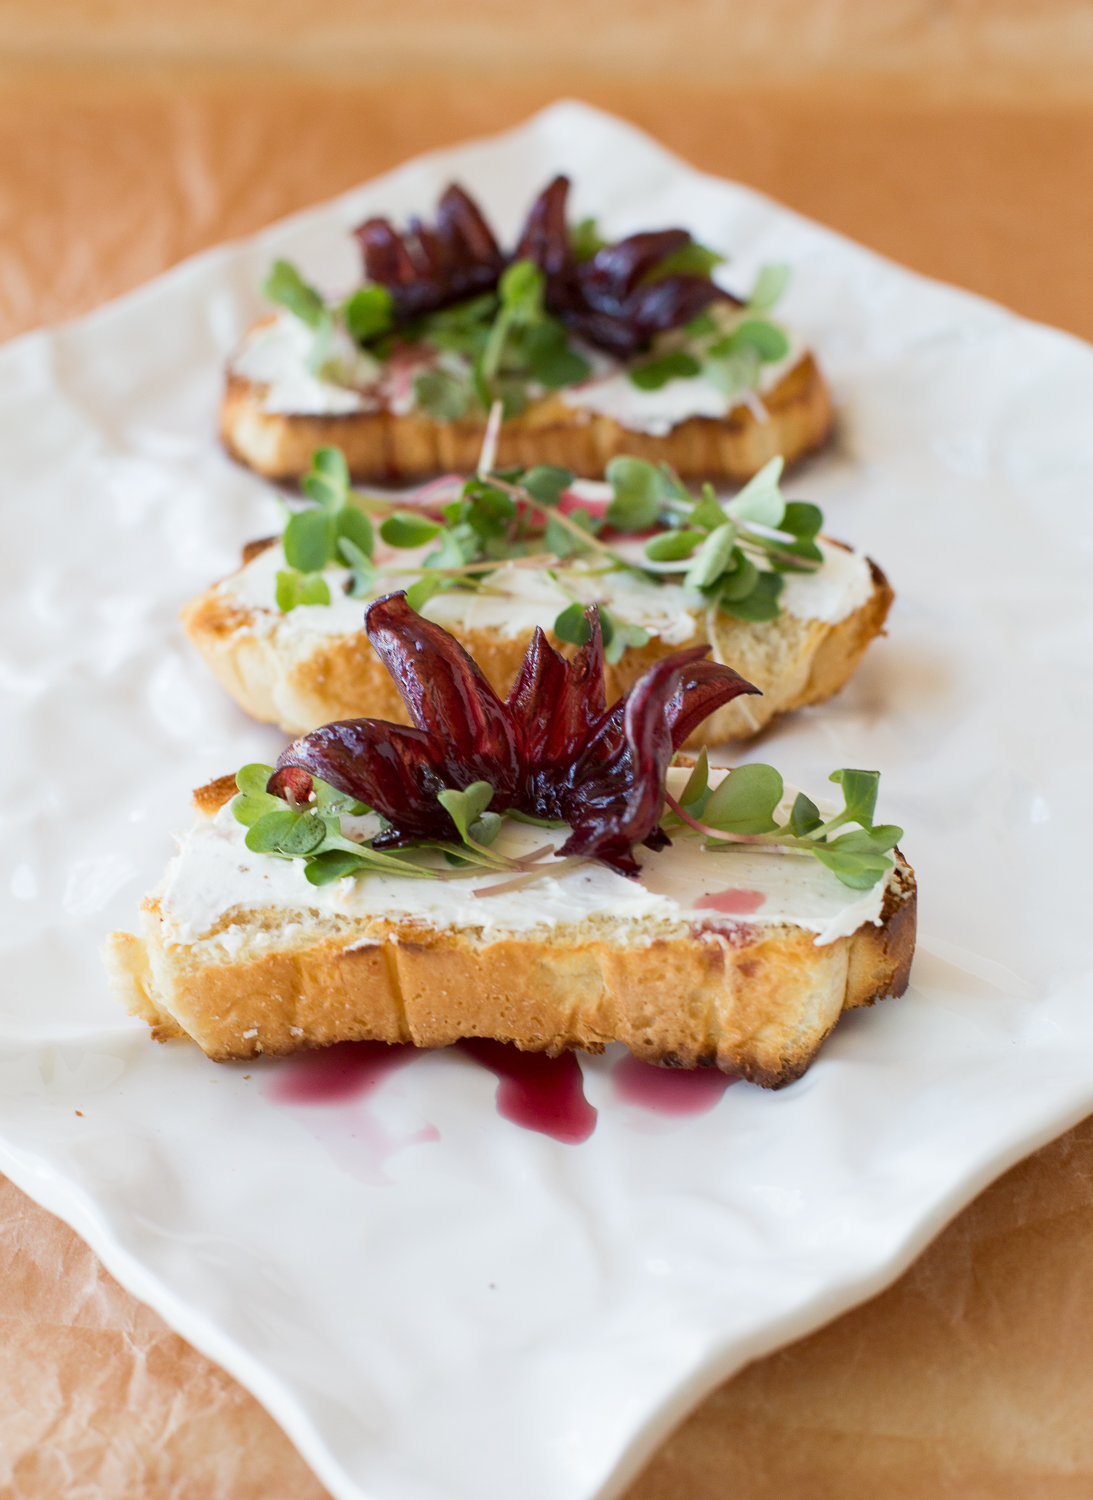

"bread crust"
[103, 777, 916, 1088]
[220, 351, 833, 484]
[179, 552, 892, 747]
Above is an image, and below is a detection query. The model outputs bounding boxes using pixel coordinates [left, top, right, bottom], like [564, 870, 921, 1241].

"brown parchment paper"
[3, 64, 1093, 1499]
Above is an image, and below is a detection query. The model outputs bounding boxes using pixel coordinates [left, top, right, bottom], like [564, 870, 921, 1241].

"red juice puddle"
[455, 1039, 598, 1144]
[263, 1041, 437, 1185]
[612, 1053, 738, 1118]
[693, 888, 766, 916]
[266, 1039, 420, 1105]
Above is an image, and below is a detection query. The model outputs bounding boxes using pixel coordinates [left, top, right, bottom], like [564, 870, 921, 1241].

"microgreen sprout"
[230, 766, 587, 891]
[269, 438, 824, 635]
[661, 750, 903, 889]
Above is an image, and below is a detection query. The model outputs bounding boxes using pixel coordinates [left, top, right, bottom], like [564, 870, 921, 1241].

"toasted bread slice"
[103, 772, 915, 1087]
[180, 544, 892, 748]
[220, 351, 833, 484]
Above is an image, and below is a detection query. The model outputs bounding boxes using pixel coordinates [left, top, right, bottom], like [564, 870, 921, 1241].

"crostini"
[108, 597, 915, 1087]
[222, 177, 833, 483]
[182, 449, 891, 745]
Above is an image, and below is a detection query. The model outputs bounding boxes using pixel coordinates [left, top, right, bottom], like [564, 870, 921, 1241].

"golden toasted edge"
[193, 773, 239, 816]
[220, 351, 833, 483]
[106, 765, 916, 1088]
[180, 548, 890, 743]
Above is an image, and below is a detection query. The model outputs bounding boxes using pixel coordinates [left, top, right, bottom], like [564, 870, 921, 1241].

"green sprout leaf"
[469, 811, 503, 846]
[629, 351, 701, 391]
[380, 511, 442, 549]
[338, 536, 377, 597]
[262, 260, 326, 328]
[643, 242, 725, 282]
[545, 511, 589, 558]
[437, 782, 495, 845]
[421, 528, 467, 571]
[523, 320, 590, 388]
[709, 319, 789, 363]
[780, 501, 823, 538]
[405, 575, 441, 612]
[684, 521, 737, 591]
[684, 309, 718, 339]
[811, 845, 893, 890]
[747, 263, 791, 313]
[304, 849, 369, 885]
[725, 456, 786, 528]
[231, 792, 284, 827]
[342, 285, 395, 343]
[717, 550, 759, 601]
[677, 747, 710, 817]
[301, 446, 350, 511]
[689, 484, 727, 533]
[703, 348, 761, 399]
[284, 507, 336, 572]
[498, 258, 545, 321]
[605, 455, 662, 531]
[278, 813, 327, 857]
[553, 601, 593, 646]
[788, 791, 823, 837]
[571, 217, 606, 262]
[718, 569, 782, 621]
[704, 763, 784, 836]
[275, 571, 298, 612]
[769, 536, 824, 573]
[297, 573, 332, 606]
[830, 768, 881, 830]
[313, 778, 370, 817]
[275, 568, 330, 611]
[335, 504, 374, 562]
[522, 465, 573, 505]
[645, 528, 705, 562]
[244, 808, 301, 854]
[531, 343, 591, 388]
[414, 369, 470, 421]
[236, 764, 275, 797]
[600, 607, 650, 664]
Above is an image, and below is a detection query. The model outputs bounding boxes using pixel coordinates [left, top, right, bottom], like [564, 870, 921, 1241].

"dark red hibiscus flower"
[353, 176, 735, 358]
[514, 175, 737, 357]
[268, 593, 758, 876]
[354, 184, 506, 321]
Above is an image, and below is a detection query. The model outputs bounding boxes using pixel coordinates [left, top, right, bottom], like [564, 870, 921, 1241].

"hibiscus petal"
[273, 719, 452, 841]
[556, 650, 759, 872]
[514, 174, 574, 280]
[558, 650, 703, 874]
[437, 183, 504, 269]
[574, 644, 712, 777]
[580, 230, 691, 309]
[365, 593, 521, 797]
[663, 657, 760, 748]
[627, 275, 730, 341]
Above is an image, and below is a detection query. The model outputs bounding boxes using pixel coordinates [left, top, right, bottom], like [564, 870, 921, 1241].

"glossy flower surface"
[269, 593, 759, 875]
[353, 177, 733, 357]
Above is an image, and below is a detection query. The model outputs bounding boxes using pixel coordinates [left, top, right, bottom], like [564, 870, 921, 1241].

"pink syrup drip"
[693, 887, 766, 916]
[263, 1041, 437, 1186]
[267, 1040, 420, 1104]
[612, 1053, 738, 1118]
[455, 1039, 598, 1144]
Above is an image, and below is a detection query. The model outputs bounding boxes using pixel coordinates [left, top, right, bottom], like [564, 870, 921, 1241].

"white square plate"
[2, 101, 1092, 1500]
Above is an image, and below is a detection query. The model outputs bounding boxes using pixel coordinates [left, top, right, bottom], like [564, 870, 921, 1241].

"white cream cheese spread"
[219, 534, 873, 648]
[559, 336, 802, 436]
[230, 310, 807, 432]
[231, 313, 381, 416]
[158, 769, 891, 951]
